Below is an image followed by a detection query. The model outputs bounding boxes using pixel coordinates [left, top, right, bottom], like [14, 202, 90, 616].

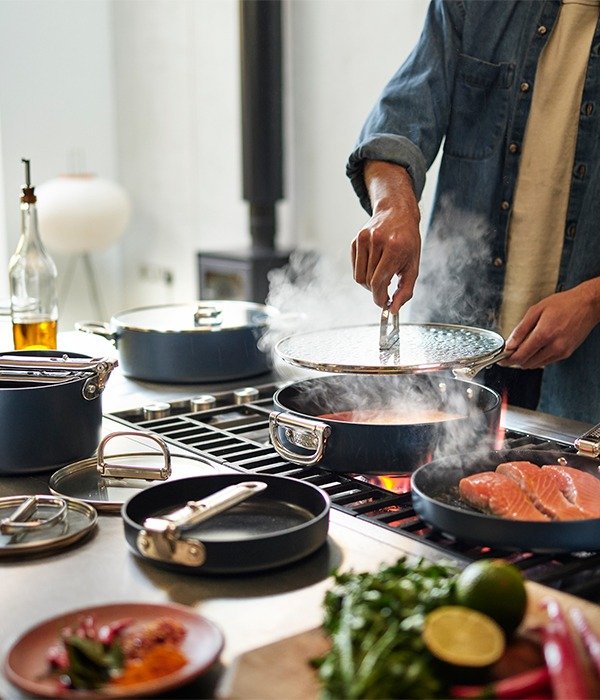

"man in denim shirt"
[347, 0, 600, 423]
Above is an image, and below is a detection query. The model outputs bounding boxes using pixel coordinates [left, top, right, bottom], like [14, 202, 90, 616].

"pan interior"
[278, 374, 499, 422]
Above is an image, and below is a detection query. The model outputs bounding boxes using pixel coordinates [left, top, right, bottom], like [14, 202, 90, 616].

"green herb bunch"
[314, 557, 459, 699]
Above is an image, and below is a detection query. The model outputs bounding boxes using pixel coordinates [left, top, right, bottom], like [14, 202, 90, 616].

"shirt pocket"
[444, 54, 515, 160]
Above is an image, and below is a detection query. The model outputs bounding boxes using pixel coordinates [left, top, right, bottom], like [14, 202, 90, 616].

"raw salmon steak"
[541, 464, 600, 518]
[459, 471, 549, 521]
[496, 461, 590, 520]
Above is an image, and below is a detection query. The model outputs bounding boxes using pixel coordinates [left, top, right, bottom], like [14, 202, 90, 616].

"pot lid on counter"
[49, 432, 221, 513]
[276, 311, 506, 376]
[112, 301, 277, 333]
[0, 494, 97, 557]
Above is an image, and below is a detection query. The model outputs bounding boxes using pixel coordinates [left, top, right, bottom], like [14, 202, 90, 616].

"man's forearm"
[363, 160, 420, 225]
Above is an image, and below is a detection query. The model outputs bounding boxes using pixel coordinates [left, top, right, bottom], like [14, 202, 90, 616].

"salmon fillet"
[459, 471, 549, 521]
[541, 464, 600, 518]
[496, 461, 590, 520]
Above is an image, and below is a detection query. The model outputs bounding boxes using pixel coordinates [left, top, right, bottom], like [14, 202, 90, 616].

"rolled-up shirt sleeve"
[347, 0, 464, 213]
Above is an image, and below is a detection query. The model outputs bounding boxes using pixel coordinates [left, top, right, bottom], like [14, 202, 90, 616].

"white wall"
[0, 0, 432, 329]
[0, 0, 123, 330]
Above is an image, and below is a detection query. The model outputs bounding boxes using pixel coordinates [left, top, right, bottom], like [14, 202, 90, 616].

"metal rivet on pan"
[143, 402, 171, 420]
[233, 387, 260, 405]
[190, 394, 217, 412]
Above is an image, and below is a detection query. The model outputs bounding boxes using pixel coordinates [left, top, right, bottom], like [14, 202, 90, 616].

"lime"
[423, 605, 506, 668]
[455, 560, 527, 635]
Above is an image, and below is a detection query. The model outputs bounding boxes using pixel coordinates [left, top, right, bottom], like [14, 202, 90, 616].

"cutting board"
[217, 582, 600, 699]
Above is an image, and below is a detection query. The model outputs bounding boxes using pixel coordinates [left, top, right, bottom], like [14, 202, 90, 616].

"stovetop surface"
[105, 380, 600, 603]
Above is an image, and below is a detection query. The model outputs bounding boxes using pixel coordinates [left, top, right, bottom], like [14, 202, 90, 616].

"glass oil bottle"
[8, 159, 58, 350]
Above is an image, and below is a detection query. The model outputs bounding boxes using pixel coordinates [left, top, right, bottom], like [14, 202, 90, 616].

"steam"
[411, 197, 496, 329]
[262, 201, 500, 470]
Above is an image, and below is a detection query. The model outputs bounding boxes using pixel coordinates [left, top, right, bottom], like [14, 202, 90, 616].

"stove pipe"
[240, 0, 283, 251]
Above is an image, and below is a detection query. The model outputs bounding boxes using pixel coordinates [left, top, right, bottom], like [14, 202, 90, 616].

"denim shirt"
[347, 0, 600, 423]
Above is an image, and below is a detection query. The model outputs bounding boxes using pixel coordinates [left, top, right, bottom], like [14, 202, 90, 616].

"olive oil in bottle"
[8, 159, 58, 350]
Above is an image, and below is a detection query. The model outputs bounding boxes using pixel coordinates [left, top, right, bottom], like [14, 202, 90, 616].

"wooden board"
[217, 582, 600, 699]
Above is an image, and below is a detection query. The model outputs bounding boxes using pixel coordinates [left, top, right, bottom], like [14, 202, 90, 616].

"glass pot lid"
[275, 311, 506, 376]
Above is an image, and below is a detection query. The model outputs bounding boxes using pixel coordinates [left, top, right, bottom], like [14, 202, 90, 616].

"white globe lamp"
[36, 174, 131, 319]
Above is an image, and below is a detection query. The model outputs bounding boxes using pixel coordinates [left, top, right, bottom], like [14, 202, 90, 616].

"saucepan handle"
[74, 320, 116, 344]
[452, 349, 511, 380]
[269, 411, 331, 466]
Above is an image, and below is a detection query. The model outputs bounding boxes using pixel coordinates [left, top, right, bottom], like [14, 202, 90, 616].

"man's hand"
[499, 277, 600, 369]
[352, 161, 421, 314]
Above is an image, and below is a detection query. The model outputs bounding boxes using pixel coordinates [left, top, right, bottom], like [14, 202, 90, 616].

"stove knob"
[142, 402, 170, 420]
[233, 387, 259, 405]
[190, 394, 217, 412]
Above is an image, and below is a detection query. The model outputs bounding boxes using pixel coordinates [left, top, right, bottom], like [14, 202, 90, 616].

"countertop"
[0, 331, 597, 699]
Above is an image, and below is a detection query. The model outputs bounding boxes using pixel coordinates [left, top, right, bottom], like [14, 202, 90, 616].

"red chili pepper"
[541, 597, 592, 700]
[451, 666, 551, 698]
[569, 606, 600, 679]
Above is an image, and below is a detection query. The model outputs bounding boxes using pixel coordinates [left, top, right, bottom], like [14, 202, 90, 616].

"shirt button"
[520, 81, 530, 92]
[556, 283, 564, 292]
[576, 163, 587, 178]
[493, 257, 504, 268]
[566, 223, 577, 239]
[500, 200, 511, 210]
[537, 25, 547, 35]
[585, 102, 594, 116]
[508, 142, 519, 154]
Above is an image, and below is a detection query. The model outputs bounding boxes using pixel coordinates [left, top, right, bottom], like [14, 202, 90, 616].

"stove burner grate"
[106, 382, 599, 602]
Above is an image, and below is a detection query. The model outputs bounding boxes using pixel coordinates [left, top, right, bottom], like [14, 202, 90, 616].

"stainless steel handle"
[0, 495, 67, 534]
[146, 481, 268, 532]
[451, 349, 511, 380]
[575, 423, 600, 458]
[269, 411, 331, 466]
[379, 307, 399, 351]
[137, 480, 268, 567]
[96, 431, 172, 480]
[74, 321, 116, 343]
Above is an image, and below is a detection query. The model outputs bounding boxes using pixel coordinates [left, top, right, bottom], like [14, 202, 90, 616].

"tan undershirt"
[499, 0, 600, 339]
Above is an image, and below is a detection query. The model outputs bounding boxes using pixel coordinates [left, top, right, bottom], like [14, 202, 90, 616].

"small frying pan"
[411, 448, 600, 552]
[122, 473, 330, 574]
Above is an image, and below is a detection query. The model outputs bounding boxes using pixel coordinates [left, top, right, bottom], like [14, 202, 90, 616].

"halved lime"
[423, 606, 505, 668]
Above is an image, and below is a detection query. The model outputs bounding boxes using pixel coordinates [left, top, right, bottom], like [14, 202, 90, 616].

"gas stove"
[105, 381, 600, 603]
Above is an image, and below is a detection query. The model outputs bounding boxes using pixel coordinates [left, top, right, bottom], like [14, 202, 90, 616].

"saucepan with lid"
[268, 310, 505, 473]
[0, 350, 117, 475]
[75, 300, 278, 384]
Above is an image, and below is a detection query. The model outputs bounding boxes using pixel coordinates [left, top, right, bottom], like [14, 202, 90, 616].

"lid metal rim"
[111, 301, 277, 333]
[275, 322, 505, 375]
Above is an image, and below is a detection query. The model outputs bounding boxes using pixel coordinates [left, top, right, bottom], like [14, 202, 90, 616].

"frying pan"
[122, 473, 330, 574]
[411, 448, 600, 552]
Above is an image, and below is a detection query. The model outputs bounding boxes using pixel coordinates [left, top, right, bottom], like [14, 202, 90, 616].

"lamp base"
[61, 252, 107, 321]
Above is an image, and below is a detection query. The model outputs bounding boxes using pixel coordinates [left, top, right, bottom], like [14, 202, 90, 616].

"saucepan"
[411, 444, 600, 552]
[0, 351, 116, 475]
[269, 374, 501, 473]
[121, 472, 330, 574]
[76, 300, 278, 383]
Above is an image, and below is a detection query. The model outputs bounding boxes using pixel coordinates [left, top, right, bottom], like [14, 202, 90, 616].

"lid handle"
[0, 495, 67, 534]
[194, 304, 223, 327]
[96, 431, 172, 480]
[379, 307, 399, 351]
